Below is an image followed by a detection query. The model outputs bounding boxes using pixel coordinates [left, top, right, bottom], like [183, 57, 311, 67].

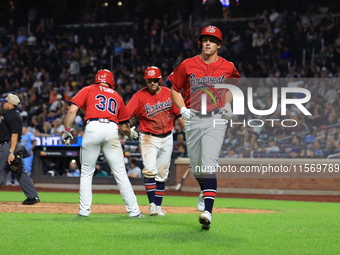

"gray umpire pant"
[0, 142, 38, 199]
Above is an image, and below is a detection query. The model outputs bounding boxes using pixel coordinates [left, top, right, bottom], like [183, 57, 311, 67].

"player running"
[62, 69, 143, 218]
[126, 66, 185, 216]
[169, 26, 240, 229]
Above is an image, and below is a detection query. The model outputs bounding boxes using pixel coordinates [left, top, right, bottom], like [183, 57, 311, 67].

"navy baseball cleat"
[22, 197, 40, 205]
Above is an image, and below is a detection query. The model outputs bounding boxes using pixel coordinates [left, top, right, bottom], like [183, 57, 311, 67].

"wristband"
[65, 127, 71, 132]
[9, 152, 14, 154]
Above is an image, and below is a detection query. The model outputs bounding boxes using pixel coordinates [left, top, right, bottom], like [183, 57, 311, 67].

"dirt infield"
[0, 202, 276, 214]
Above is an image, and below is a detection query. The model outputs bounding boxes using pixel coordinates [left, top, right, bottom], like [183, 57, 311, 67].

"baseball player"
[62, 69, 144, 218]
[126, 66, 185, 216]
[169, 25, 240, 230]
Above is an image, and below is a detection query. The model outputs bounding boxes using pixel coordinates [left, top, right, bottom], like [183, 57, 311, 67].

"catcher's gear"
[62, 131, 74, 146]
[221, 103, 233, 120]
[144, 66, 163, 84]
[95, 69, 115, 89]
[198, 25, 223, 48]
[7, 148, 30, 172]
[129, 126, 138, 140]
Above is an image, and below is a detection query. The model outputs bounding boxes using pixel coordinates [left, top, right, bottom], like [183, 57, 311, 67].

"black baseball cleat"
[22, 197, 40, 205]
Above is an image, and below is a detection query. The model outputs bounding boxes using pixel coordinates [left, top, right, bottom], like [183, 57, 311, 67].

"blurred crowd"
[1, 1, 340, 163]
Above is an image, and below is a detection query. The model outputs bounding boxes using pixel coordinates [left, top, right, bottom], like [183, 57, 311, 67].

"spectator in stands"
[94, 162, 108, 177]
[50, 118, 65, 136]
[288, 147, 302, 158]
[251, 139, 263, 153]
[326, 132, 340, 150]
[17, 29, 27, 45]
[265, 137, 280, 153]
[68, 55, 80, 77]
[177, 143, 188, 158]
[65, 159, 80, 177]
[127, 159, 142, 178]
[304, 127, 318, 144]
[318, 125, 329, 141]
[313, 138, 324, 157]
[305, 145, 316, 158]
[224, 147, 238, 159]
[173, 119, 185, 142]
[240, 147, 251, 158]
[173, 133, 186, 152]
[241, 129, 252, 147]
[291, 135, 303, 150]
[35, 121, 52, 137]
[49, 94, 65, 113]
[224, 129, 238, 148]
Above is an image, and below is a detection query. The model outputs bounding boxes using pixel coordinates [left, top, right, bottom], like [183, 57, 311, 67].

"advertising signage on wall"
[35, 136, 83, 147]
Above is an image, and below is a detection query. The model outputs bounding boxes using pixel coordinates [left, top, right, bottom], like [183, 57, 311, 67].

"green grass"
[1, 191, 340, 255]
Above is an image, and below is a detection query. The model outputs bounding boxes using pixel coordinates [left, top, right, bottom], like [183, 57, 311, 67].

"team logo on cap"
[147, 70, 156, 76]
[205, 26, 216, 33]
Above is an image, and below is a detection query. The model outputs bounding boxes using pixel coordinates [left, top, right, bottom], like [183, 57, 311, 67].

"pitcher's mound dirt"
[0, 202, 276, 214]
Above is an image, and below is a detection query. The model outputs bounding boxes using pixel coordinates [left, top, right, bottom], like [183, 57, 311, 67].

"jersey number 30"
[95, 95, 117, 114]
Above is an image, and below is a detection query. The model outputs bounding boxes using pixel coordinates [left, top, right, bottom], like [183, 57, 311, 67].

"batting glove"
[221, 103, 233, 120]
[129, 126, 138, 140]
[62, 131, 73, 144]
[180, 107, 198, 121]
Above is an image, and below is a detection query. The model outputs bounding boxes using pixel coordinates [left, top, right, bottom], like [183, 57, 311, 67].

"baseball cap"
[0, 94, 20, 106]
[289, 147, 300, 153]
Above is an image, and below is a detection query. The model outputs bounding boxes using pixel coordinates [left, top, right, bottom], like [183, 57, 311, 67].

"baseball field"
[1, 190, 339, 255]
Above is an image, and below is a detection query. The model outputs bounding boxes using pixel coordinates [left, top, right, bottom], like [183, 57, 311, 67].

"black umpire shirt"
[0, 108, 22, 143]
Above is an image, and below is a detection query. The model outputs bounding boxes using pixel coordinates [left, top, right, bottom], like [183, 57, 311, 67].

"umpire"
[0, 94, 40, 205]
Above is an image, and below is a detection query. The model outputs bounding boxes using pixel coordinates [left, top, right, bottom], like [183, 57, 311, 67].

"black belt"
[195, 109, 220, 117]
[86, 118, 116, 125]
[142, 131, 172, 138]
[0, 140, 10, 144]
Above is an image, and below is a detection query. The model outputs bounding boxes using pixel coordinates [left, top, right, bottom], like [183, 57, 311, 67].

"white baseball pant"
[185, 114, 227, 175]
[79, 121, 141, 217]
[139, 133, 173, 182]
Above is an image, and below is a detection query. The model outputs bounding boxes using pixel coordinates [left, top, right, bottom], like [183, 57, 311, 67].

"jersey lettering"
[95, 94, 117, 115]
[144, 98, 173, 118]
[189, 74, 227, 93]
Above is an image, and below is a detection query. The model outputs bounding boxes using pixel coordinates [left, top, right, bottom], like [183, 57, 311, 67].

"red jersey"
[168, 55, 240, 111]
[70, 84, 130, 123]
[126, 86, 180, 135]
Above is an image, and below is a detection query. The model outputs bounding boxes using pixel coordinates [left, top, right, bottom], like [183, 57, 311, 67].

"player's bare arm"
[177, 116, 185, 130]
[170, 87, 185, 109]
[119, 122, 131, 137]
[8, 133, 18, 164]
[63, 104, 79, 129]
[171, 87, 192, 121]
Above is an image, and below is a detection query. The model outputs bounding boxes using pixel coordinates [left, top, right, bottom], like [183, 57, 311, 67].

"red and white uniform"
[126, 86, 180, 181]
[168, 55, 240, 174]
[169, 55, 240, 111]
[71, 85, 130, 124]
[70, 84, 141, 217]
